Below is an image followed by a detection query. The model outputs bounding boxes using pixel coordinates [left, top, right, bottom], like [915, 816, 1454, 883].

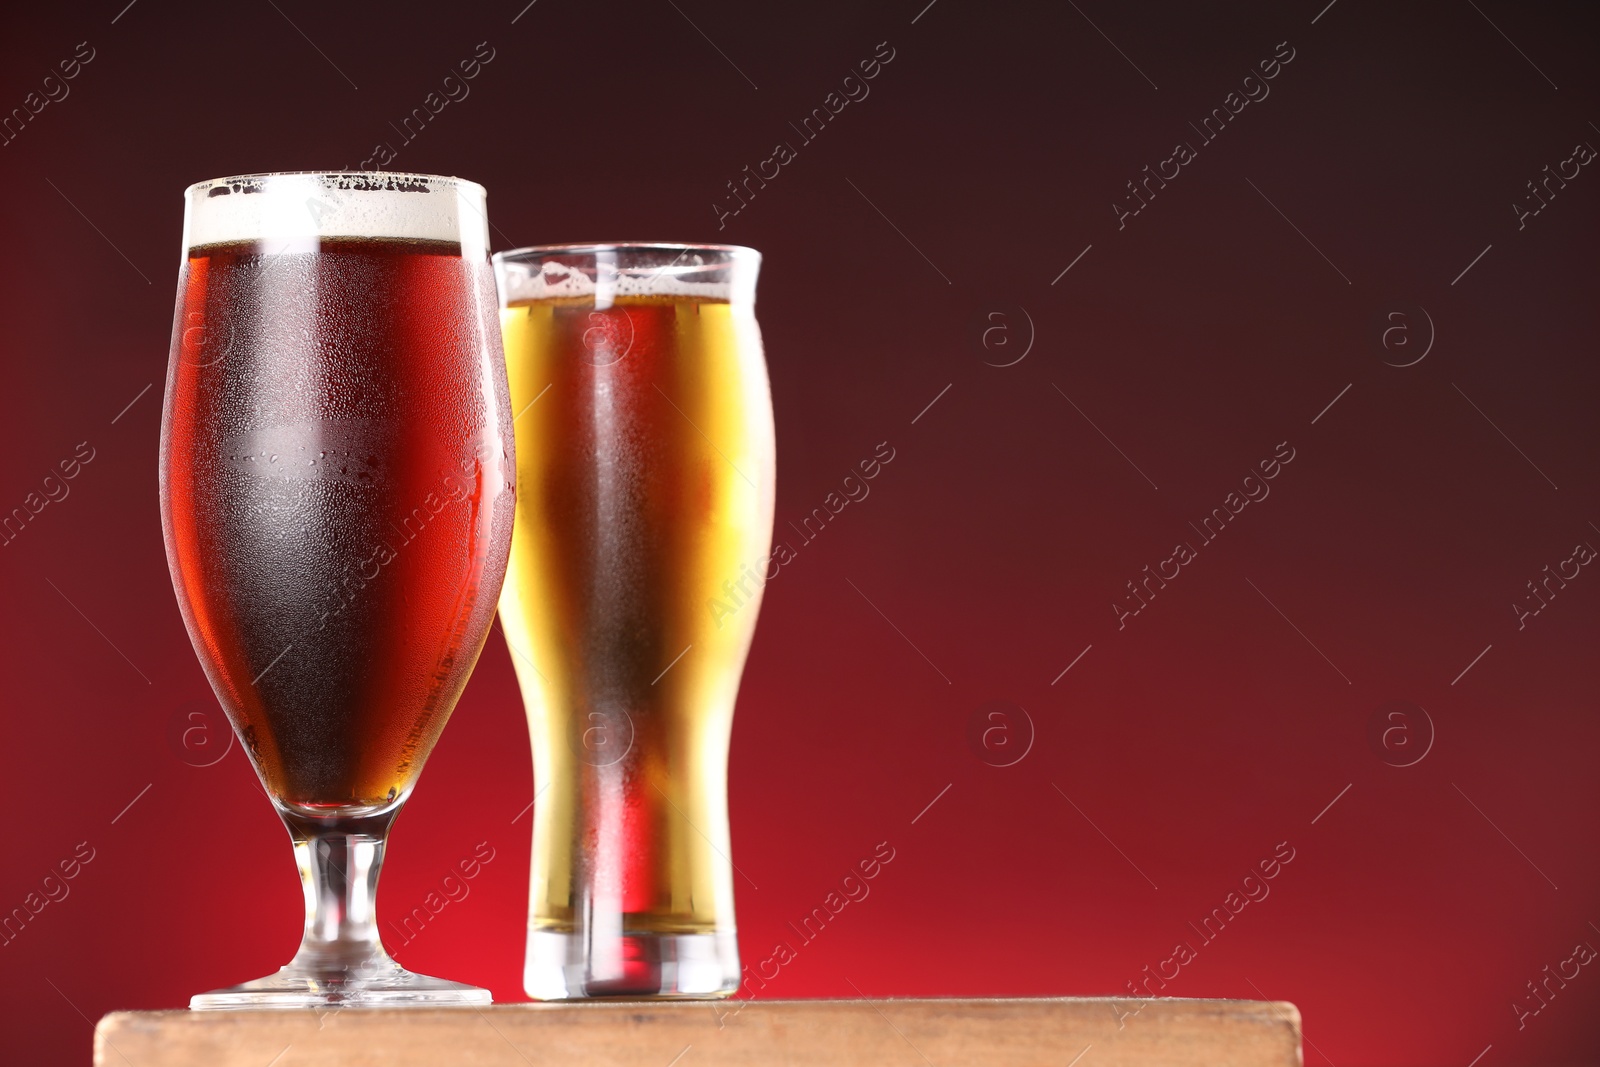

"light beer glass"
[160, 172, 515, 1008]
[494, 244, 774, 998]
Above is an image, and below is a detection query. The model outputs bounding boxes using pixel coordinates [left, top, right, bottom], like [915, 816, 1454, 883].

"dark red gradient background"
[2, 2, 1597, 1064]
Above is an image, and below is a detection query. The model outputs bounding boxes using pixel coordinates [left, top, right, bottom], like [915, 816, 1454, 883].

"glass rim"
[493, 242, 760, 263]
[182, 170, 486, 199]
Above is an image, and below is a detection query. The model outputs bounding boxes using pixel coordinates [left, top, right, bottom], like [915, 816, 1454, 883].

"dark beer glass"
[494, 245, 774, 998]
[160, 172, 515, 1008]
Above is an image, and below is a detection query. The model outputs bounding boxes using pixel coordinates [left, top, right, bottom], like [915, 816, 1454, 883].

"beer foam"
[494, 245, 759, 306]
[181, 172, 489, 260]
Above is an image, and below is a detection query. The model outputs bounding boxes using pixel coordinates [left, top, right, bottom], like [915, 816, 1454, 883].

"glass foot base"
[525, 928, 739, 1000]
[192, 956, 492, 1010]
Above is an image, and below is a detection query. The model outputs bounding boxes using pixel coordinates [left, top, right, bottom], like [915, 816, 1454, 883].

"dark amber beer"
[161, 172, 513, 1008]
[164, 235, 514, 812]
[495, 245, 773, 998]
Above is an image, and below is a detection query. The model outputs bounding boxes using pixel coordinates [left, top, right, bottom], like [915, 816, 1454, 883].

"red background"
[2, 1, 1597, 1064]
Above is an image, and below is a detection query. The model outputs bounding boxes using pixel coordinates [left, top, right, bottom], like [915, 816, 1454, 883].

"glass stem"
[282, 810, 397, 974]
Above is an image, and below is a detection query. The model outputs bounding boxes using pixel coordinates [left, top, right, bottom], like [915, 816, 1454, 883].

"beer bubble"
[495, 247, 753, 304]
[167, 697, 236, 768]
[966, 700, 1034, 767]
[184, 172, 488, 259]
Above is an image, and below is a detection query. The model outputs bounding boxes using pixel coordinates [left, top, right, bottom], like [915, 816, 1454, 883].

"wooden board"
[97, 997, 1301, 1066]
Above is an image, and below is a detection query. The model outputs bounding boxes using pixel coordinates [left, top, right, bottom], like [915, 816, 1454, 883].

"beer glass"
[160, 172, 515, 1008]
[494, 244, 774, 998]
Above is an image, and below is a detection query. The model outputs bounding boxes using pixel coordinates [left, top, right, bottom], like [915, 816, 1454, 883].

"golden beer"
[495, 245, 773, 998]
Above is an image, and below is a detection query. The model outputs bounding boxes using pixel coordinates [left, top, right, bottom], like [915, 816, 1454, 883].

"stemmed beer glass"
[159, 172, 515, 1008]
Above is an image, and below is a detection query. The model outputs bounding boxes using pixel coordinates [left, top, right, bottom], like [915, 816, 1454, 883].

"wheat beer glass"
[160, 172, 515, 1008]
[495, 244, 774, 998]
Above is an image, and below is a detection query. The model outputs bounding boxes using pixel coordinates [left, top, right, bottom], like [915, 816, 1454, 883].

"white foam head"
[494, 244, 759, 308]
[181, 172, 489, 260]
